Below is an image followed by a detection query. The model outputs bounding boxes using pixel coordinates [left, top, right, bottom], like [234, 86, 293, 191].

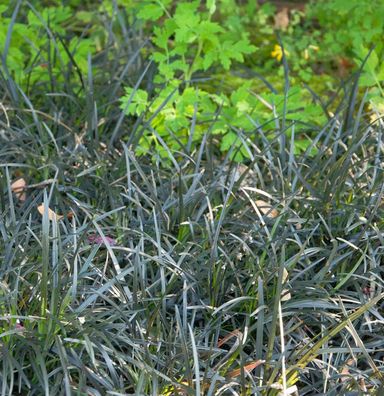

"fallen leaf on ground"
[11, 178, 27, 202]
[66, 211, 75, 220]
[281, 267, 291, 301]
[37, 205, 63, 221]
[88, 234, 117, 246]
[227, 360, 264, 378]
[340, 358, 354, 382]
[359, 377, 368, 392]
[217, 329, 242, 348]
[255, 200, 278, 218]
[274, 7, 289, 30]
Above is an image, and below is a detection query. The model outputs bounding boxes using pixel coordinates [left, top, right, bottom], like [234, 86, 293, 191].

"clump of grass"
[0, 3, 384, 396]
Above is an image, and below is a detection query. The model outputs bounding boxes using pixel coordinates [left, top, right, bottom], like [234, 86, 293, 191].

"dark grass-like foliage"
[1, 3, 384, 396]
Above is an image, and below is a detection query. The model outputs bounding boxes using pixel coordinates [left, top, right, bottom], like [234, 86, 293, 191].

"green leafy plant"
[304, 0, 384, 123]
[0, 2, 96, 89]
[120, 1, 328, 162]
[120, 0, 260, 162]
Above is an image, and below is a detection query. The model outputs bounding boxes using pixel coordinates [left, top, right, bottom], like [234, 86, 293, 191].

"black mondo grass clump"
[0, 4, 384, 396]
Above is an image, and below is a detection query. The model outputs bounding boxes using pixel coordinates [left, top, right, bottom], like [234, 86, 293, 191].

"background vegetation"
[0, 0, 383, 395]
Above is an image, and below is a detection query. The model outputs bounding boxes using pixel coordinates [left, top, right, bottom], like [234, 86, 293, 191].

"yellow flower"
[271, 44, 289, 62]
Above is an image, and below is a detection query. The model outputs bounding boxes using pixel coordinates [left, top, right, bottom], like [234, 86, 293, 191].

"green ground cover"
[0, 0, 383, 394]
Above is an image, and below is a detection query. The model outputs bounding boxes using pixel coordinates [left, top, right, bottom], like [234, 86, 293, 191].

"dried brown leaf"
[359, 377, 367, 392]
[255, 200, 278, 218]
[217, 329, 242, 348]
[340, 358, 354, 382]
[11, 178, 27, 202]
[66, 211, 75, 220]
[227, 360, 264, 378]
[281, 267, 291, 301]
[274, 7, 289, 30]
[37, 205, 63, 221]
